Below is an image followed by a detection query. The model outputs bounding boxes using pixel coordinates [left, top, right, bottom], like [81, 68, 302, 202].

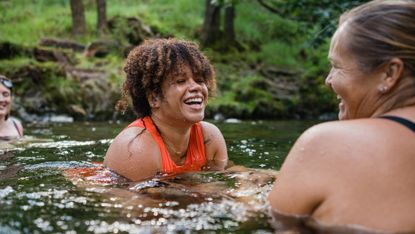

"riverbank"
[0, 0, 346, 121]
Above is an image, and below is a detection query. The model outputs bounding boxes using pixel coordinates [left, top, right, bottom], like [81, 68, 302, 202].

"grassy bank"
[0, 0, 339, 120]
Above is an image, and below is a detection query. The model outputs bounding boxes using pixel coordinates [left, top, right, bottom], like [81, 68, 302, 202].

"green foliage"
[0, 1, 73, 45]
[234, 77, 284, 117]
[256, 0, 370, 47]
[0, 57, 33, 77]
[0, 57, 85, 115]
[43, 74, 82, 109]
[0, 0, 359, 120]
[209, 75, 284, 118]
[295, 40, 337, 117]
[108, 0, 204, 40]
[236, 2, 300, 44]
[257, 42, 301, 68]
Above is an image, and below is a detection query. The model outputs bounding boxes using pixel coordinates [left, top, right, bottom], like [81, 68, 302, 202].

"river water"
[0, 120, 315, 233]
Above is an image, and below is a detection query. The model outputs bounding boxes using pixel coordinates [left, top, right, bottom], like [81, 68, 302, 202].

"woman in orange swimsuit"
[0, 75, 23, 141]
[104, 38, 228, 181]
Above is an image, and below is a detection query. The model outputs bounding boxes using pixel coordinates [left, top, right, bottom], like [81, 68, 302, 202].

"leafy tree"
[257, 0, 370, 46]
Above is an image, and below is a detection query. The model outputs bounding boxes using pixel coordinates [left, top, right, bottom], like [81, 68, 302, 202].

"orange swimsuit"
[128, 116, 206, 175]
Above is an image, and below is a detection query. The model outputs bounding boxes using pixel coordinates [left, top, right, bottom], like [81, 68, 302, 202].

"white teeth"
[185, 97, 202, 104]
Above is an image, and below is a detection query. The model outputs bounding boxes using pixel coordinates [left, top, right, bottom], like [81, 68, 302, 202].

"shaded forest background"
[0, 0, 368, 122]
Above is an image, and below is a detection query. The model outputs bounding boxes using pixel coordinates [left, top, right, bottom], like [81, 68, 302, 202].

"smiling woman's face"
[0, 83, 11, 120]
[325, 25, 384, 120]
[151, 64, 209, 124]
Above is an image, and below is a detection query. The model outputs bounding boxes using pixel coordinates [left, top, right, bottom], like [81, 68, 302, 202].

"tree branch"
[257, 0, 281, 15]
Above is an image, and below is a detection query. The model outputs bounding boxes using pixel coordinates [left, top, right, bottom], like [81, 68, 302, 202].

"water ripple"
[25, 161, 95, 170]
[27, 140, 97, 148]
[0, 186, 15, 199]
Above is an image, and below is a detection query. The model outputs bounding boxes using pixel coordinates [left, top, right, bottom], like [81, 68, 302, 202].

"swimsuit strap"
[127, 116, 206, 175]
[12, 119, 22, 137]
[380, 115, 415, 133]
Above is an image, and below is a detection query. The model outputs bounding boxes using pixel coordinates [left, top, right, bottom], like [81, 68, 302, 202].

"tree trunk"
[96, 0, 107, 36]
[70, 0, 86, 36]
[224, 5, 235, 47]
[201, 0, 221, 48]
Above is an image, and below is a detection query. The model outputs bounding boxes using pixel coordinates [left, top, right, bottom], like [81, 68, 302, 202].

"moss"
[207, 75, 288, 119]
[0, 0, 341, 120]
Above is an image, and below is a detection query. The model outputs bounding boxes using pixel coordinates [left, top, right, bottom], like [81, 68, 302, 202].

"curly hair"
[118, 38, 216, 118]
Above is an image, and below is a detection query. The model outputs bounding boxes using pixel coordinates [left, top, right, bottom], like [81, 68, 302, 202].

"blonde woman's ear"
[384, 58, 404, 88]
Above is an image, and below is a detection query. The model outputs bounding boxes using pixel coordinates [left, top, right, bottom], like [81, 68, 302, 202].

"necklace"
[162, 137, 188, 159]
[152, 120, 189, 159]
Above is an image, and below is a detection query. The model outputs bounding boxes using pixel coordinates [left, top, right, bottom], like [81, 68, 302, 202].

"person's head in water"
[0, 75, 14, 121]
[0, 74, 23, 139]
[118, 38, 216, 119]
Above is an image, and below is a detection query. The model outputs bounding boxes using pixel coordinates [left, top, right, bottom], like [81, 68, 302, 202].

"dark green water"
[0, 120, 315, 233]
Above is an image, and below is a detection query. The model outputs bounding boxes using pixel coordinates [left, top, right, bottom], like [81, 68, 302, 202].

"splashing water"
[0, 120, 313, 233]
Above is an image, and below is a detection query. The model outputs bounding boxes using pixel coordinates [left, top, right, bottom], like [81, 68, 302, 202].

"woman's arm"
[268, 124, 329, 215]
[201, 121, 228, 171]
[104, 127, 161, 181]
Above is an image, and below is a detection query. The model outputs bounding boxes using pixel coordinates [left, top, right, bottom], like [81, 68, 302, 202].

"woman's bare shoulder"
[199, 121, 224, 139]
[284, 119, 387, 168]
[298, 119, 385, 146]
[9, 117, 22, 124]
[10, 117, 23, 130]
[268, 120, 381, 211]
[287, 117, 408, 176]
[104, 126, 161, 181]
[111, 126, 149, 145]
[199, 121, 226, 145]
[199, 121, 228, 169]
[200, 120, 220, 131]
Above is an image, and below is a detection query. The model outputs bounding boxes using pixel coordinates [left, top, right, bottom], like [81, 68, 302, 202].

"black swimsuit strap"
[379, 115, 415, 133]
[12, 119, 22, 137]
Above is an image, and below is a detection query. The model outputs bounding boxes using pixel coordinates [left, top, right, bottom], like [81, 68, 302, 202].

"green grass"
[0, 0, 335, 119]
[0, 0, 206, 44]
[258, 42, 302, 68]
[1, 1, 72, 45]
[0, 0, 304, 48]
[236, 2, 300, 44]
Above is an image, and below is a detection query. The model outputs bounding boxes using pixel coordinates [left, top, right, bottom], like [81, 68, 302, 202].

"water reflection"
[63, 163, 277, 232]
[0, 152, 23, 180]
[0, 120, 314, 233]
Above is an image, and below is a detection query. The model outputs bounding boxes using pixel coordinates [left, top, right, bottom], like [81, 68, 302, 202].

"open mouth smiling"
[0, 103, 8, 109]
[184, 97, 203, 106]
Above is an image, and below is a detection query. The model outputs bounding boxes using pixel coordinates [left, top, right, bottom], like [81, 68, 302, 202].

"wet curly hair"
[118, 38, 216, 118]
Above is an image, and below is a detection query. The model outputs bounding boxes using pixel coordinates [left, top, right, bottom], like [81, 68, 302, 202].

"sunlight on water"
[26, 139, 112, 149]
[25, 161, 94, 170]
[0, 186, 14, 199]
[0, 120, 313, 233]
